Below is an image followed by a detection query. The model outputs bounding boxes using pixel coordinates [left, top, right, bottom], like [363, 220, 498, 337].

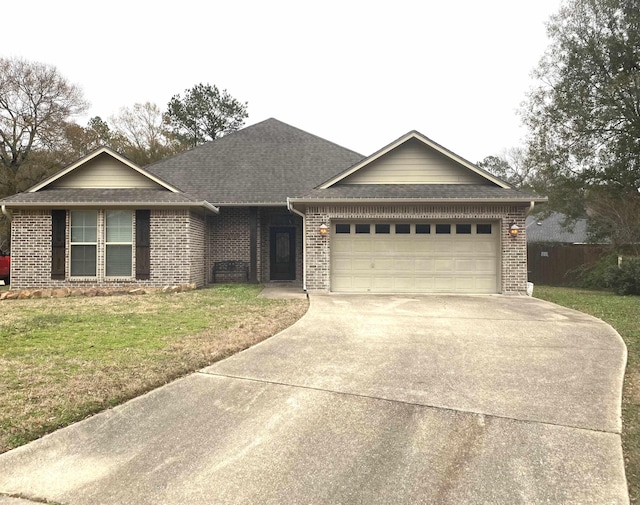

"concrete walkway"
[0, 295, 629, 505]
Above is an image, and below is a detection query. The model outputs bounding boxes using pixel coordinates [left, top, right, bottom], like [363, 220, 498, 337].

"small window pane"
[335, 224, 350, 234]
[395, 224, 411, 234]
[106, 245, 132, 276]
[456, 224, 472, 234]
[355, 224, 370, 234]
[71, 245, 97, 276]
[477, 224, 492, 234]
[375, 224, 390, 234]
[106, 210, 132, 242]
[416, 224, 431, 234]
[70, 210, 97, 242]
[436, 224, 451, 234]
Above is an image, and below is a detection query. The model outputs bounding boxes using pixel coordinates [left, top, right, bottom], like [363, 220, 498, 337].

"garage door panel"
[373, 276, 394, 289]
[333, 240, 352, 253]
[352, 259, 373, 271]
[415, 259, 435, 272]
[453, 240, 475, 254]
[373, 240, 394, 253]
[475, 241, 497, 254]
[352, 276, 373, 289]
[414, 241, 435, 253]
[394, 241, 415, 253]
[454, 259, 475, 272]
[352, 240, 373, 253]
[476, 259, 497, 273]
[333, 258, 353, 272]
[393, 277, 416, 290]
[393, 258, 414, 271]
[331, 221, 499, 294]
[414, 277, 435, 290]
[474, 277, 497, 292]
[434, 241, 454, 253]
[435, 258, 454, 272]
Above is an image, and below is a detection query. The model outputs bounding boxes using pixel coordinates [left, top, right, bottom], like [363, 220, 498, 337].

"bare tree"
[110, 102, 178, 165]
[0, 57, 88, 196]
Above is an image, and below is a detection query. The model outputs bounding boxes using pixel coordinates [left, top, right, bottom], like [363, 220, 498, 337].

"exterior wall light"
[509, 222, 520, 237]
[319, 223, 329, 236]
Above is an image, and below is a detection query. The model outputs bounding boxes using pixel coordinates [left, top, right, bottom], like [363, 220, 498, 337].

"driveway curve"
[0, 294, 629, 505]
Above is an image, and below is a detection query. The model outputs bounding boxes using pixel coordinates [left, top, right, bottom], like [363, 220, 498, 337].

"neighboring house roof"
[145, 118, 365, 205]
[526, 213, 589, 243]
[293, 184, 540, 203]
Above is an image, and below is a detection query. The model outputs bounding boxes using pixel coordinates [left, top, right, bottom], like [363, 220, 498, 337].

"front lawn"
[0, 284, 308, 453]
[534, 286, 639, 503]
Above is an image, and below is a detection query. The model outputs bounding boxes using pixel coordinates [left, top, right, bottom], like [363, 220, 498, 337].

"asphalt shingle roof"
[295, 184, 542, 202]
[526, 213, 589, 243]
[145, 118, 365, 205]
[0, 188, 206, 207]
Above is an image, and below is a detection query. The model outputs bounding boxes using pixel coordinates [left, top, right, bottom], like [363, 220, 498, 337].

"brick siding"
[304, 203, 529, 294]
[10, 209, 205, 289]
[207, 206, 302, 284]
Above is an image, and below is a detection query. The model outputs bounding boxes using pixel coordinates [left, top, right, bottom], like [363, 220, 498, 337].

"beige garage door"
[331, 222, 499, 293]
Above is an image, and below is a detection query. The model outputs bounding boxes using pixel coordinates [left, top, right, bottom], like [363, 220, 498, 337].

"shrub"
[574, 254, 618, 289]
[605, 257, 640, 295]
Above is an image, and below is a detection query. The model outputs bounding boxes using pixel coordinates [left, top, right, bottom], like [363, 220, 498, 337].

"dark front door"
[270, 227, 296, 280]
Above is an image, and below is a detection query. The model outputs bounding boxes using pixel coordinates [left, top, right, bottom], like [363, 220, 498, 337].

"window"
[435, 224, 451, 234]
[456, 224, 472, 234]
[70, 211, 97, 276]
[335, 224, 350, 234]
[106, 211, 133, 276]
[416, 224, 431, 234]
[67, 210, 137, 279]
[477, 224, 492, 234]
[395, 224, 411, 234]
[375, 224, 390, 234]
[355, 224, 370, 234]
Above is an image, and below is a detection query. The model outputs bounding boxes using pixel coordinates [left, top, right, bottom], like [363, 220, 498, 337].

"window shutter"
[51, 210, 66, 280]
[136, 210, 151, 280]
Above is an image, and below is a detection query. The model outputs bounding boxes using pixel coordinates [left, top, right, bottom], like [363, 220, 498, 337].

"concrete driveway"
[0, 294, 629, 505]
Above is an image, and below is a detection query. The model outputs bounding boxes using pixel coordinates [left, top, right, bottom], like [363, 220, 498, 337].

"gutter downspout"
[286, 198, 307, 292]
[1, 205, 12, 221]
[527, 201, 535, 215]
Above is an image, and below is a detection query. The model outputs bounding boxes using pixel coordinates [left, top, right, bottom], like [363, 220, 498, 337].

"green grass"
[534, 286, 639, 503]
[0, 284, 308, 453]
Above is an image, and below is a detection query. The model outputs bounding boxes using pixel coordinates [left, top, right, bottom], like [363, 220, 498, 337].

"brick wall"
[206, 206, 302, 284]
[304, 203, 528, 294]
[207, 207, 251, 283]
[188, 211, 206, 287]
[9, 208, 204, 289]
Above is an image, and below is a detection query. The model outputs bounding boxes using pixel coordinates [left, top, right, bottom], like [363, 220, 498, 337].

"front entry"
[270, 227, 296, 280]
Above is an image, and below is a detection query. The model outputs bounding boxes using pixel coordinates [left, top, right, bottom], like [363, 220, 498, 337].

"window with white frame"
[70, 210, 98, 276]
[105, 210, 133, 277]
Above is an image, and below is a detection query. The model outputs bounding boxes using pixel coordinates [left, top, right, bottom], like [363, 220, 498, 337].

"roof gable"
[29, 147, 179, 193]
[320, 131, 510, 189]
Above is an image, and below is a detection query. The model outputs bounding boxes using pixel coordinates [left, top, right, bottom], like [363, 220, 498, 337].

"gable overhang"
[319, 131, 511, 189]
[2, 200, 219, 213]
[28, 147, 182, 193]
[288, 196, 545, 206]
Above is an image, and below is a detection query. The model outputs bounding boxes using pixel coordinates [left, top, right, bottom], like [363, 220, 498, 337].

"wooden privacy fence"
[527, 243, 610, 286]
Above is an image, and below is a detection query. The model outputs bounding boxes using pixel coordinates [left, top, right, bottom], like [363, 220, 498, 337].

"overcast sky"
[4, 0, 561, 163]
